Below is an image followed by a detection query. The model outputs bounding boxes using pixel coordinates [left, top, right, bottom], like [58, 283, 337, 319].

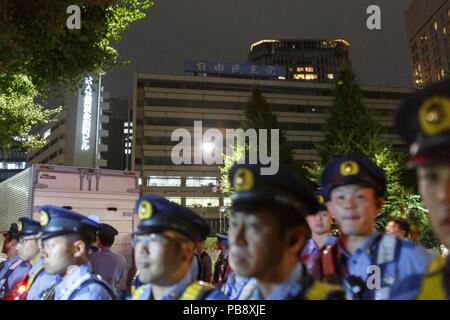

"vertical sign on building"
[73, 75, 101, 167]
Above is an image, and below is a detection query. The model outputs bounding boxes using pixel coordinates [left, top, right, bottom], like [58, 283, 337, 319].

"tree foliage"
[0, 74, 60, 152]
[219, 86, 301, 194]
[0, 0, 153, 92]
[0, 0, 153, 151]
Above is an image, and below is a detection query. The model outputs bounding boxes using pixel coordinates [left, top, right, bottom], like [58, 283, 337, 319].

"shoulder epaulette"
[180, 281, 215, 300]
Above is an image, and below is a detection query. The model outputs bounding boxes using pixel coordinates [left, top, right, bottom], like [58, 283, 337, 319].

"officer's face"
[306, 210, 332, 235]
[5, 238, 18, 259]
[327, 185, 382, 237]
[385, 221, 406, 239]
[228, 210, 285, 279]
[41, 236, 75, 275]
[134, 231, 189, 285]
[17, 235, 40, 262]
[417, 164, 450, 247]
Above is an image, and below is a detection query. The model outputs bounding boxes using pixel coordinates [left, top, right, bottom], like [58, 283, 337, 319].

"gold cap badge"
[418, 96, 450, 136]
[340, 161, 360, 176]
[39, 210, 49, 226]
[138, 200, 153, 220]
[233, 168, 255, 192]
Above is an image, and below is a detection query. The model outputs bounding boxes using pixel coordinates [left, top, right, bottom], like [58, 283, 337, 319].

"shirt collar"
[254, 263, 305, 300]
[338, 231, 381, 257]
[57, 263, 91, 292]
[28, 258, 44, 276]
[148, 271, 193, 300]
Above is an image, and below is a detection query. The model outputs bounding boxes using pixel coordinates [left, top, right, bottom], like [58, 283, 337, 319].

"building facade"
[27, 76, 110, 168]
[405, 0, 450, 87]
[248, 39, 350, 82]
[132, 73, 411, 233]
[0, 150, 27, 182]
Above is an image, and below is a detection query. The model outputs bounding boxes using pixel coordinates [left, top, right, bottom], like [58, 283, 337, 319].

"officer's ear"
[72, 239, 87, 258]
[375, 197, 384, 216]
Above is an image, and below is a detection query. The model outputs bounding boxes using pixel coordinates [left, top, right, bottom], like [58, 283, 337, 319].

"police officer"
[395, 78, 450, 299]
[314, 155, 431, 300]
[16, 217, 59, 301]
[131, 195, 227, 300]
[89, 223, 126, 295]
[227, 163, 344, 300]
[38, 205, 115, 300]
[0, 223, 30, 299]
[5, 217, 57, 300]
[385, 217, 411, 241]
[212, 232, 231, 288]
[301, 191, 338, 274]
[194, 237, 213, 283]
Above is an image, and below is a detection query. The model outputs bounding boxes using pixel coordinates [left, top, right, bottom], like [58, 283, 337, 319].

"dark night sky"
[103, 0, 414, 98]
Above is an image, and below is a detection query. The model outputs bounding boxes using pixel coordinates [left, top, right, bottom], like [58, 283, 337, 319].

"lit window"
[223, 197, 232, 207]
[434, 21, 438, 30]
[43, 129, 51, 140]
[444, 26, 447, 34]
[186, 197, 220, 208]
[186, 176, 217, 187]
[166, 197, 182, 205]
[296, 67, 304, 72]
[6, 163, 19, 170]
[327, 73, 334, 80]
[293, 74, 305, 80]
[305, 67, 314, 72]
[305, 74, 318, 80]
[147, 176, 181, 187]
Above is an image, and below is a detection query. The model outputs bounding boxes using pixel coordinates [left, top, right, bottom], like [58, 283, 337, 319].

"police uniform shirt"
[132, 271, 227, 300]
[336, 231, 431, 300]
[89, 247, 126, 291]
[238, 263, 309, 300]
[189, 254, 200, 281]
[0, 256, 30, 293]
[222, 272, 252, 300]
[301, 236, 338, 273]
[54, 263, 113, 300]
[26, 258, 58, 300]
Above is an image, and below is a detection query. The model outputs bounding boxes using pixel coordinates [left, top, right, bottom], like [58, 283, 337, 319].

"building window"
[223, 197, 232, 207]
[327, 73, 334, 80]
[186, 176, 217, 187]
[147, 176, 181, 187]
[186, 197, 220, 208]
[0, 162, 26, 170]
[166, 197, 182, 205]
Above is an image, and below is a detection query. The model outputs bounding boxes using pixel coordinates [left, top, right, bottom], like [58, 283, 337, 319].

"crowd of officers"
[0, 79, 449, 300]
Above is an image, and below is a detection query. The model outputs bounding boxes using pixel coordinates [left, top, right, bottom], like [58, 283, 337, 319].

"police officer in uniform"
[5, 217, 56, 300]
[0, 223, 30, 299]
[395, 78, 450, 299]
[213, 232, 231, 288]
[227, 163, 344, 300]
[314, 155, 431, 299]
[301, 191, 338, 274]
[131, 195, 227, 300]
[38, 205, 115, 300]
